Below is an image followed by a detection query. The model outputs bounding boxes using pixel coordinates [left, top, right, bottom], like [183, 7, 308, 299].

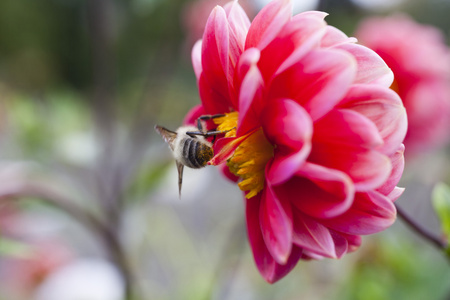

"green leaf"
[432, 182, 450, 240]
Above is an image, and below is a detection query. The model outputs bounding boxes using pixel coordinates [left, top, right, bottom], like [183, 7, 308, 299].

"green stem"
[395, 203, 448, 250]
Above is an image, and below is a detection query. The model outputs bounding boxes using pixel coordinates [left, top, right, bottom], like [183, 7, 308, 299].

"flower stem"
[395, 203, 447, 250]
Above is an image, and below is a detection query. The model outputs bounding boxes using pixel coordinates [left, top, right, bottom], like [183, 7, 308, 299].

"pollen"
[214, 113, 274, 199]
[214, 112, 238, 137]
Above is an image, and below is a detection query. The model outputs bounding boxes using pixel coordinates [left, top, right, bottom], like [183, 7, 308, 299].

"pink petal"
[377, 144, 405, 196]
[245, 0, 292, 50]
[223, 1, 251, 104]
[198, 74, 232, 114]
[335, 43, 394, 87]
[209, 133, 253, 165]
[191, 40, 203, 80]
[258, 11, 327, 82]
[322, 190, 397, 235]
[236, 48, 261, 94]
[336, 232, 361, 253]
[246, 194, 302, 283]
[313, 108, 384, 149]
[262, 99, 313, 184]
[292, 212, 338, 258]
[274, 162, 355, 219]
[309, 142, 391, 191]
[201, 6, 236, 111]
[259, 184, 293, 264]
[202, 6, 229, 82]
[183, 104, 205, 125]
[329, 231, 348, 258]
[237, 56, 265, 136]
[301, 250, 324, 260]
[224, 1, 250, 53]
[268, 48, 356, 121]
[339, 84, 407, 155]
[386, 187, 404, 202]
[321, 25, 357, 48]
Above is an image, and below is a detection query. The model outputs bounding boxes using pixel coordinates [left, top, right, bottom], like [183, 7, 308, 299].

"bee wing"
[154, 125, 177, 151]
[176, 161, 184, 198]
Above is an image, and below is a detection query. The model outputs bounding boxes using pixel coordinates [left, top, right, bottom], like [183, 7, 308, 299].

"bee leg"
[176, 161, 184, 198]
[186, 129, 232, 137]
[185, 131, 205, 138]
[196, 114, 226, 133]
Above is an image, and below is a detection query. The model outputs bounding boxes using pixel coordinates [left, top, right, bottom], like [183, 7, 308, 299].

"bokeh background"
[0, 0, 449, 299]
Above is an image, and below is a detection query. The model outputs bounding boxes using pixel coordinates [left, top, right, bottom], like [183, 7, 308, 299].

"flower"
[355, 15, 450, 156]
[186, 0, 407, 283]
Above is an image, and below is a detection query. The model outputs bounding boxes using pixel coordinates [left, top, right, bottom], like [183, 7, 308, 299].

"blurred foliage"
[336, 230, 450, 300]
[0, 237, 33, 259]
[432, 183, 450, 248]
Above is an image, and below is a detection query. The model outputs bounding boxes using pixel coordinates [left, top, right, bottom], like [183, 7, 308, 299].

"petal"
[201, 6, 237, 110]
[274, 162, 355, 219]
[191, 40, 203, 80]
[268, 48, 356, 121]
[321, 25, 357, 48]
[292, 212, 338, 258]
[313, 108, 384, 149]
[310, 109, 392, 191]
[259, 184, 293, 264]
[224, 1, 250, 103]
[237, 55, 265, 136]
[377, 144, 405, 196]
[209, 132, 253, 165]
[246, 194, 302, 283]
[245, 0, 292, 50]
[339, 84, 407, 155]
[198, 74, 232, 114]
[309, 141, 392, 191]
[386, 187, 404, 202]
[183, 104, 205, 125]
[329, 231, 348, 258]
[237, 47, 261, 80]
[336, 232, 361, 253]
[262, 99, 313, 184]
[322, 190, 397, 235]
[202, 6, 229, 85]
[258, 11, 328, 82]
[224, 0, 250, 53]
[335, 43, 394, 87]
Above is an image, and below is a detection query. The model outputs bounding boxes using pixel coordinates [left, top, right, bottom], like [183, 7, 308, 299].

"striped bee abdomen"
[181, 137, 214, 169]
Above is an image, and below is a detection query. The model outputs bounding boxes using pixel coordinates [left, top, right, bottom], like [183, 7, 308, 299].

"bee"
[154, 114, 229, 196]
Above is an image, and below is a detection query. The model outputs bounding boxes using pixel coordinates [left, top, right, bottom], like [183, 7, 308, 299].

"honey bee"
[154, 114, 229, 196]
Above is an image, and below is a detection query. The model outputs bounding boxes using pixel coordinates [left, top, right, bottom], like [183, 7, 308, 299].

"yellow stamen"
[214, 112, 238, 138]
[214, 112, 274, 199]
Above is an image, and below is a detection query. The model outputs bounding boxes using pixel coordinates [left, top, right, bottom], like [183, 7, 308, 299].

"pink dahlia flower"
[355, 15, 450, 156]
[186, 0, 407, 283]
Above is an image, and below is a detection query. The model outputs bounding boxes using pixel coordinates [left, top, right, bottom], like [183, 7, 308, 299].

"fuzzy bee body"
[154, 123, 218, 197]
[155, 115, 231, 196]
[171, 126, 214, 169]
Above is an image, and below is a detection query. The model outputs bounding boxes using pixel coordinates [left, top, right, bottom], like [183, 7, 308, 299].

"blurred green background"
[0, 0, 449, 299]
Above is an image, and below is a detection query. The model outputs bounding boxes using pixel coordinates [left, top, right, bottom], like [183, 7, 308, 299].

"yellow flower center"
[214, 112, 274, 199]
[214, 112, 238, 138]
